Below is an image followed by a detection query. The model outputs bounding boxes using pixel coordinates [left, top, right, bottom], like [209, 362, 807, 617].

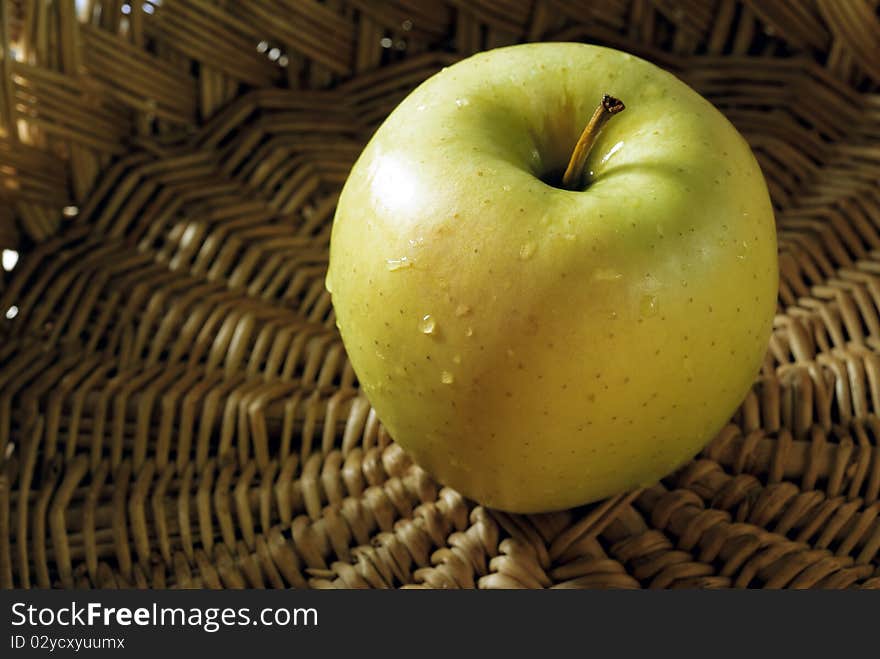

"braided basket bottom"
[2, 52, 880, 589]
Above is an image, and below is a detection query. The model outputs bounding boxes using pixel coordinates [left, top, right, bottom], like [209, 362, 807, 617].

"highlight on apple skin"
[326, 42, 778, 513]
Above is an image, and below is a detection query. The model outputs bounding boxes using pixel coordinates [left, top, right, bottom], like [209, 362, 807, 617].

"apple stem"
[561, 94, 626, 191]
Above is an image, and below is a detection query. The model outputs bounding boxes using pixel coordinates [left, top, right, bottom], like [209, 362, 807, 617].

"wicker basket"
[1, 0, 879, 589]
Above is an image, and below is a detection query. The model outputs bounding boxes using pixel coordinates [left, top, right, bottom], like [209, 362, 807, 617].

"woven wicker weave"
[1, 0, 880, 589]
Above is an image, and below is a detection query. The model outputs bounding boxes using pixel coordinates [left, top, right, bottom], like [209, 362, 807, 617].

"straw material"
[1, 1, 879, 589]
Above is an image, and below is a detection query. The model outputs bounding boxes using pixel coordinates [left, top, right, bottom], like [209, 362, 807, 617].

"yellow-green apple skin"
[326, 43, 777, 513]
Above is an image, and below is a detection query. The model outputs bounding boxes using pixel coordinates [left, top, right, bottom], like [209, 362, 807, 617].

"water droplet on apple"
[640, 294, 659, 318]
[564, 233, 576, 241]
[386, 256, 413, 271]
[416, 104, 426, 112]
[519, 242, 536, 260]
[455, 304, 471, 317]
[502, 184, 511, 192]
[465, 327, 473, 337]
[609, 311, 618, 320]
[419, 314, 436, 334]
[441, 371, 455, 384]
[453, 354, 462, 364]
[455, 97, 470, 108]
[593, 268, 623, 281]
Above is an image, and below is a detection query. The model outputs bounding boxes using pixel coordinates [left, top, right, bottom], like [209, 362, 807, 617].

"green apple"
[326, 43, 777, 513]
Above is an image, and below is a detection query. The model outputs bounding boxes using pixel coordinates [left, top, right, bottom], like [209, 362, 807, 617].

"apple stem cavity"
[561, 94, 626, 191]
